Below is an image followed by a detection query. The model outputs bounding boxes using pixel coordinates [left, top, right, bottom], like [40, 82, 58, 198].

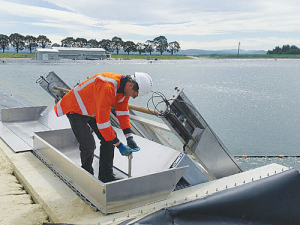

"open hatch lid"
[161, 87, 243, 179]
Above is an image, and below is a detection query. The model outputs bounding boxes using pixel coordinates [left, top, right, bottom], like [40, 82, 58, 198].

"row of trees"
[0, 33, 51, 53]
[0, 33, 181, 55]
[60, 36, 180, 55]
[267, 45, 300, 54]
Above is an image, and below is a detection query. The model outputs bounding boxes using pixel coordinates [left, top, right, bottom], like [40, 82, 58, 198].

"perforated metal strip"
[31, 151, 99, 211]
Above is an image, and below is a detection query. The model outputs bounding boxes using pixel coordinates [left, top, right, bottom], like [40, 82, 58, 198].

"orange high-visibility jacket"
[54, 72, 131, 143]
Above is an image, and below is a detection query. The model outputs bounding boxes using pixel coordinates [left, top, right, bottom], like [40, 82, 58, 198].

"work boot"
[99, 173, 123, 183]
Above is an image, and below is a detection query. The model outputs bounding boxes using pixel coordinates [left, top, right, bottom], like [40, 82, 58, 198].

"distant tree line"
[0, 33, 51, 53]
[267, 45, 300, 54]
[0, 33, 181, 55]
[58, 35, 180, 55]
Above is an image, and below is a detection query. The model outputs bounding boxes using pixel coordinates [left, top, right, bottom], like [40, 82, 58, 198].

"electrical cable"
[146, 90, 199, 118]
[146, 91, 172, 117]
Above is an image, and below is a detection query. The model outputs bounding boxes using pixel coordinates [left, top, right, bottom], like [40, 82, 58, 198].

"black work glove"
[127, 136, 138, 149]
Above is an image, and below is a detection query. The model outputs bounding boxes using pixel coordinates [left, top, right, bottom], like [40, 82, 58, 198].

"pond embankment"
[0, 145, 49, 225]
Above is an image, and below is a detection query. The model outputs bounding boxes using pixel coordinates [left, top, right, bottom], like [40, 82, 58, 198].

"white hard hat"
[133, 72, 153, 96]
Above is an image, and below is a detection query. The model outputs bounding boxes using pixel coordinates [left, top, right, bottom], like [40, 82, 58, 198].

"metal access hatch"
[161, 87, 243, 179]
[33, 128, 187, 214]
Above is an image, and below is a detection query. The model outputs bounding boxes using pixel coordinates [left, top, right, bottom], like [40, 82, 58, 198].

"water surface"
[1, 58, 300, 169]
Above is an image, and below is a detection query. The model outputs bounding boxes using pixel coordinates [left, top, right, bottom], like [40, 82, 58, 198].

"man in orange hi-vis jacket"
[54, 72, 153, 182]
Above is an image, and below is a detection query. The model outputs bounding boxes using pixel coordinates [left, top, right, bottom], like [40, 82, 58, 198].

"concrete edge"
[0, 138, 100, 224]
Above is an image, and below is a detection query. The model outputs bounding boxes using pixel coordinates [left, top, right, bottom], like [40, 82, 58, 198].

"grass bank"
[0, 53, 35, 58]
[112, 53, 300, 59]
[197, 54, 300, 59]
[111, 54, 190, 60]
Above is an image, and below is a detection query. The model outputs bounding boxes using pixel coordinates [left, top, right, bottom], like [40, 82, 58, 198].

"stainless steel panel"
[33, 132, 108, 213]
[34, 128, 77, 149]
[171, 153, 210, 185]
[4, 121, 49, 148]
[0, 106, 50, 152]
[105, 166, 187, 213]
[0, 122, 32, 152]
[112, 128, 181, 177]
[38, 108, 71, 130]
[33, 129, 187, 214]
[161, 88, 242, 179]
[191, 128, 241, 178]
[0, 106, 69, 153]
[1, 106, 47, 122]
[60, 146, 129, 182]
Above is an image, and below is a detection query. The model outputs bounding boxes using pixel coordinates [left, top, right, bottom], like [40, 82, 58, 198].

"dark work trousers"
[66, 113, 115, 182]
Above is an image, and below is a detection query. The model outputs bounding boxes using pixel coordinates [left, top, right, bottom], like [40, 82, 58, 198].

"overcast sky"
[1, 0, 300, 51]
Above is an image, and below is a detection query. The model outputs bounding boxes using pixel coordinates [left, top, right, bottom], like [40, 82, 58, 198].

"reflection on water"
[236, 157, 300, 171]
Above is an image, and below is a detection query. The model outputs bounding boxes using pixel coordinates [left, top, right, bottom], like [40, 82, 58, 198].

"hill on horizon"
[179, 49, 267, 55]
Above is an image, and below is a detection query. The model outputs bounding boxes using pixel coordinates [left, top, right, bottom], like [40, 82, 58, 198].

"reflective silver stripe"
[75, 77, 96, 92]
[96, 75, 118, 96]
[118, 96, 125, 103]
[97, 121, 111, 129]
[74, 88, 88, 115]
[116, 111, 129, 116]
[73, 78, 96, 115]
[56, 100, 64, 116]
